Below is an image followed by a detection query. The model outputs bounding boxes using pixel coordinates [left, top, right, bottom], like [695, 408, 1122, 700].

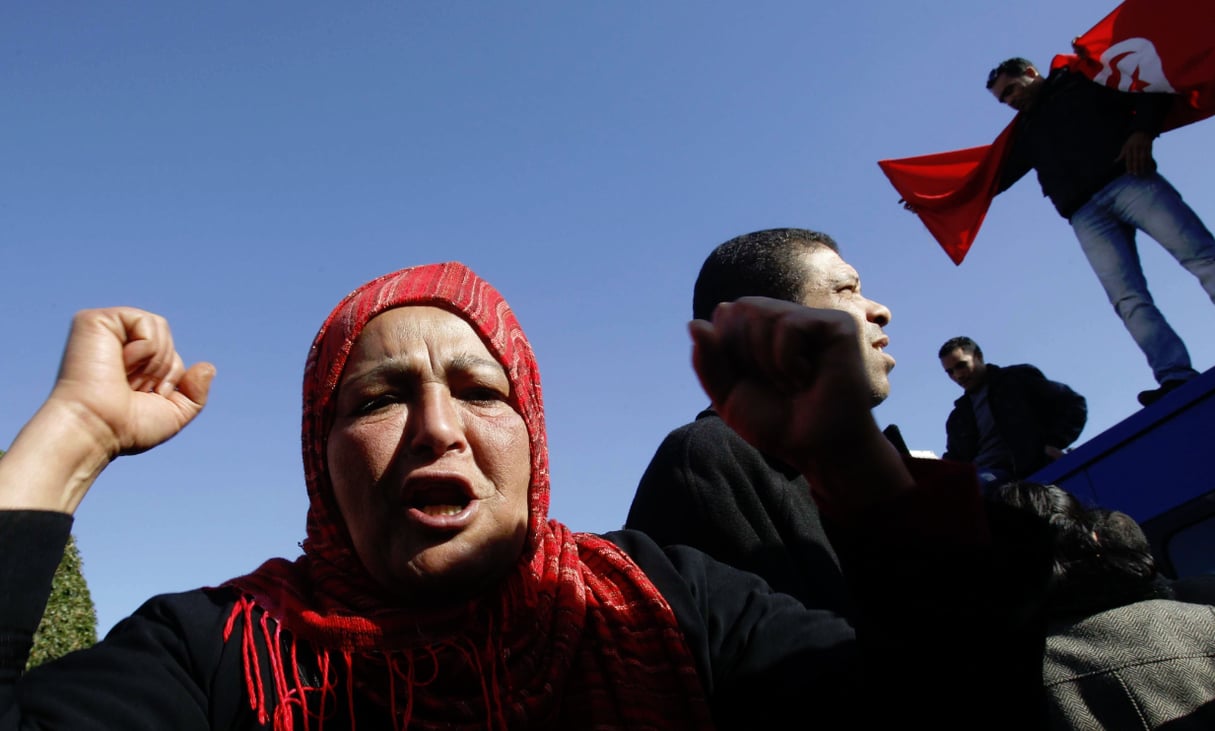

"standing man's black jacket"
[944, 364, 1088, 478]
[998, 66, 1173, 218]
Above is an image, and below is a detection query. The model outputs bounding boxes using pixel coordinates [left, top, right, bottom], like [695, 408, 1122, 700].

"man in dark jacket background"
[939, 335, 1087, 487]
[988, 56, 1215, 407]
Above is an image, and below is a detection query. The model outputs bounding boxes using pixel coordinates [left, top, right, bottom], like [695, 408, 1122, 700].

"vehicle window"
[1166, 514, 1215, 579]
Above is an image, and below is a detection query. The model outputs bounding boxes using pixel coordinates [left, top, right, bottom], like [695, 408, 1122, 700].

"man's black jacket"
[998, 66, 1173, 218]
[944, 364, 1087, 478]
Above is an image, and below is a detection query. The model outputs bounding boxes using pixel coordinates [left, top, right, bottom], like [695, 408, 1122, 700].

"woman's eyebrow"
[447, 353, 505, 373]
[345, 354, 505, 384]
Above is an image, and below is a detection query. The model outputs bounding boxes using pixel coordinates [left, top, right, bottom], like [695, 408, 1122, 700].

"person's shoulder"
[596, 529, 712, 610]
[674, 408, 735, 438]
[86, 586, 246, 684]
[985, 362, 1038, 385]
[655, 409, 758, 457]
[1004, 364, 1082, 392]
[118, 586, 242, 634]
[598, 529, 788, 604]
[600, 529, 751, 584]
[1050, 598, 1215, 638]
[1001, 363, 1048, 379]
[600, 527, 665, 558]
[1047, 599, 1215, 663]
[1045, 65, 1083, 90]
[1046, 65, 1073, 82]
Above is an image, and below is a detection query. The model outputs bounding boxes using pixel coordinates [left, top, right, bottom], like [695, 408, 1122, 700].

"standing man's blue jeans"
[1070, 172, 1215, 384]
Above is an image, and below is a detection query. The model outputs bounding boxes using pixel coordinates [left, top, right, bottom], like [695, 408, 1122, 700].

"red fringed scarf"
[223, 262, 713, 730]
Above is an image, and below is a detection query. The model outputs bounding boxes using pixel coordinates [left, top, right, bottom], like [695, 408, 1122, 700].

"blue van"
[1030, 367, 1215, 579]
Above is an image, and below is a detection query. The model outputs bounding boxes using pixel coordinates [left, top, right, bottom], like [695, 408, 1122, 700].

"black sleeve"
[0, 511, 72, 676]
[942, 403, 975, 463]
[943, 407, 959, 461]
[996, 119, 1033, 194]
[605, 530, 860, 730]
[0, 511, 258, 730]
[1022, 366, 1087, 448]
[827, 458, 1048, 727]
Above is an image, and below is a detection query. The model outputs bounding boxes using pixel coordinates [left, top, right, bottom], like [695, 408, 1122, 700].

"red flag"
[878, 122, 1016, 266]
[879, 0, 1215, 265]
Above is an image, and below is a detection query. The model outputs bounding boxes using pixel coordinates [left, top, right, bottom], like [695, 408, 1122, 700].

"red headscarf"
[224, 262, 713, 730]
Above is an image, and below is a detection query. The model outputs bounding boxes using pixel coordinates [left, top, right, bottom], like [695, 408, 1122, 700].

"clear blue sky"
[4, 1, 1213, 636]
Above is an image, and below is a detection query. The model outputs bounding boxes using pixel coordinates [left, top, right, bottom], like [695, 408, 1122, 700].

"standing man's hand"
[1117, 131, 1156, 176]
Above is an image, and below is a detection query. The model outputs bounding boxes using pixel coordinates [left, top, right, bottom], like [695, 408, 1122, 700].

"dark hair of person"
[986, 57, 1035, 89]
[938, 336, 982, 360]
[984, 481, 1164, 620]
[692, 228, 839, 321]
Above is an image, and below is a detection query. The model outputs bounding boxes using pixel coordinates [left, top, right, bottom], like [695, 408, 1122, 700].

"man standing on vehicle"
[939, 336, 1087, 487]
[986, 56, 1215, 407]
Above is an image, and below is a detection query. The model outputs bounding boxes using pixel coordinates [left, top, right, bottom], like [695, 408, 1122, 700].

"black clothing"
[998, 66, 1173, 218]
[0, 512, 856, 730]
[625, 409, 850, 614]
[1, 458, 1042, 728]
[944, 364, 1087, 479]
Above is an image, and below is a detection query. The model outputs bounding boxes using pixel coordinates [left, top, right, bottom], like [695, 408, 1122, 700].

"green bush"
[0, 449, 98, 668]
[26, 532, 99, 670]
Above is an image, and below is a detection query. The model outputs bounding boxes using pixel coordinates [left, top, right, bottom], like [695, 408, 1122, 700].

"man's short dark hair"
[692, 228, 839, 320]
[986, 57, 1035, 89]
[939, 336, 982, 360]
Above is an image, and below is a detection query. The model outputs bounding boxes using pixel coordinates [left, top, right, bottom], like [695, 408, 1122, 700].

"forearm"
[0, 400, 115, 514]
[794, 421, 914, 522]
[996, 127, 1031, 194]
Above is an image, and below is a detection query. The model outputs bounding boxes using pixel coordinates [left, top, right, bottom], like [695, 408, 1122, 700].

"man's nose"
[866, 297, 892, 327]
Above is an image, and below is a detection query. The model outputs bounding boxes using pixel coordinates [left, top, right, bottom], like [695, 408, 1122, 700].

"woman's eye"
[356, 394, 396, 414]
[462, 387, 506, 404]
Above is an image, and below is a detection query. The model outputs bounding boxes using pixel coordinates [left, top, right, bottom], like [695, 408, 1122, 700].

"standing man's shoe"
[1137, 379, 1189, 407]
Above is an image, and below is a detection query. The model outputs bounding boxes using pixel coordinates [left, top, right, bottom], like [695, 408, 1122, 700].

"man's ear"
[1024, 66, 1041, 80]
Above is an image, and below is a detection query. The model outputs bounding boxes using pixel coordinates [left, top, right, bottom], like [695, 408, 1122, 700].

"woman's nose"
[407, 387, 467, 457]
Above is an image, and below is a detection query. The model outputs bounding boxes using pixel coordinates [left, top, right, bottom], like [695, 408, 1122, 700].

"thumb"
[689, 320, 733, 408]
[168, 362, 216, 423]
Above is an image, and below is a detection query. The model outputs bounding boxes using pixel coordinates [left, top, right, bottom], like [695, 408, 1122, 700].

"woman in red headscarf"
[0, 262, 1007, 729]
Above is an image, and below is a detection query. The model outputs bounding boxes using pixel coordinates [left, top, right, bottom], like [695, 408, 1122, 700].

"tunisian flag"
[879, 0, 1215, 265]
